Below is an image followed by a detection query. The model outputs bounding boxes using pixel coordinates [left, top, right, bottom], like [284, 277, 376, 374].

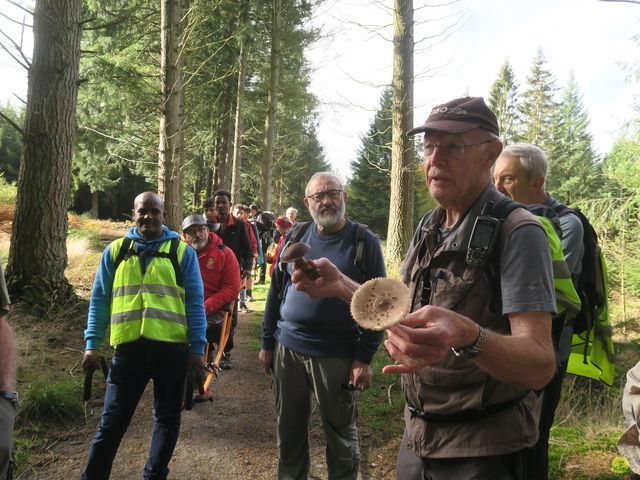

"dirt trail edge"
[23, 313, 397, 480]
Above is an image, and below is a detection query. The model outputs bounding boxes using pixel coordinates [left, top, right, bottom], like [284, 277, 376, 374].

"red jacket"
[268, 235, 286, 277]
[198, 232, 241, 316]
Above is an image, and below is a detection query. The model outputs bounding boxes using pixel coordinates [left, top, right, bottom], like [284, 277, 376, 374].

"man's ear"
[532, 175, 545, 190]
[487, 140, 504, 167]
[303, 197, 309, 209]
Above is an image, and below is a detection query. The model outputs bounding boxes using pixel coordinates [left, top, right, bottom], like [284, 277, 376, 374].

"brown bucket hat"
[407, 96, 499, 137]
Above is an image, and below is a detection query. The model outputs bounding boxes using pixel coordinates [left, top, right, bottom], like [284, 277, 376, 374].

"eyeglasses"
[306, 189, 343, 203]
[423, 139, 494, 158]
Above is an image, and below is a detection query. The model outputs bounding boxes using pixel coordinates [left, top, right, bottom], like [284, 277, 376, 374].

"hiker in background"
[285, 207, 298, 226]
[181, 214, 240, 401]
[203, 191, 252, 370]
[0, 260, 15, 480]
[494, 143, 584, 479]
[250, 204, 274, 285]
[244, 205, 263, 301]
[292, 99, 556, 479]
[80, 192, 206, 480]
[233, 203, 258, 314]
[266, 217, 292, 278]
[259, 172, 386, 479]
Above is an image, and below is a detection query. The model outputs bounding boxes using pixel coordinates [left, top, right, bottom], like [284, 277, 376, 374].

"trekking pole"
[83, 357, 109, 402]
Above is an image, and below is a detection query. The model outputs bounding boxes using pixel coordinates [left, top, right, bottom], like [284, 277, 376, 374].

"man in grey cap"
[181, 214, 240, 396]
[291, 97, 557, 479]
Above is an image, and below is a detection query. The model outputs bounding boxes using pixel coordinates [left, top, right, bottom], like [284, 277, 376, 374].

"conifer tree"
[518, 48, 558, 152]
[546, 73, 601, 204]
[488, 59, 519, 144]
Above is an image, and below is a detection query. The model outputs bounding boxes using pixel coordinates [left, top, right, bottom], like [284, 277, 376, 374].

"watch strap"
[451, 326, 487, 359]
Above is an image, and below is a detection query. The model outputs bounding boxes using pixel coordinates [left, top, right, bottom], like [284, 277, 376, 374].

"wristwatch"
[0, 390, 20, 408]
[451, 326, 487, 360]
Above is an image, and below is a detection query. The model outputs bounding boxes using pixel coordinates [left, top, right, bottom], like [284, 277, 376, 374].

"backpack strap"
[114, 237, 134, 271]
[149, 237, 183, 287]
[116, 237, 184, 287]
[354, 223, 368, 278]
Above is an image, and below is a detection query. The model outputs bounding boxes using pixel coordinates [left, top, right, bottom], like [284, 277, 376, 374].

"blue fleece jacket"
[262, 219, 386, 363]
[84, 225, 207, 355]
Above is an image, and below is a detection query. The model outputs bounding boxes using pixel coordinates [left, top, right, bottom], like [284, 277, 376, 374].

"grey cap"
[181, 214, 207, 231]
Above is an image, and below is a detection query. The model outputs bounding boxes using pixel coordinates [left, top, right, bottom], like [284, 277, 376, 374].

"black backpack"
[551, 205, 607, 335]
[256, 211, 276, 244]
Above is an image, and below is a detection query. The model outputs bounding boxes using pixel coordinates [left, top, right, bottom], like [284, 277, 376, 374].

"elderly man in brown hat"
[291, 97, 557, 479]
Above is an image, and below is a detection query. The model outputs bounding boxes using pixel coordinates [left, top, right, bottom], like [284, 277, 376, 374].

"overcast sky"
[1, 0, 639, 179]
[307, 0, 640, 177]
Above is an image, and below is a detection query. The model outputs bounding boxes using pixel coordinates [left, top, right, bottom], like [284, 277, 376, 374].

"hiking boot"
[219, 354, 233, 370]
[239, 303, 251, 313]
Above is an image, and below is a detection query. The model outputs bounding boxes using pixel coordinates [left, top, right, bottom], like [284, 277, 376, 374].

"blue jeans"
[81, 339, 189, 480]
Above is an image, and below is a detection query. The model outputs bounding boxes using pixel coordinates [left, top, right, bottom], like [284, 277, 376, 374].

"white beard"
[310, 201, 346, 228]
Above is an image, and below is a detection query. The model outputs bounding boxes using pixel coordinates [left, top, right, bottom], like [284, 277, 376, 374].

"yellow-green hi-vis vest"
[536, 216, 582, 318]
[109, 237, 188, 347]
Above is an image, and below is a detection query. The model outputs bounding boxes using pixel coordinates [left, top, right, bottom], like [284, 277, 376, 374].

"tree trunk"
[216, 75, 235, 191]
[260, 0, 280, 211]
[91, 191, 99, 218]
[386, 0, 414, 264]
[231, 0, 251, 204]
[6, 0, 81, 303]
[158, 0, 184, 231]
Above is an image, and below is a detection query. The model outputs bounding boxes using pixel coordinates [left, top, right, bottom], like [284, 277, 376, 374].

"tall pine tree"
[347, 87, 432, 238]
[488, 59, 519, 145]
[518, 48, 557, 152]
[546, 73, 600, 204]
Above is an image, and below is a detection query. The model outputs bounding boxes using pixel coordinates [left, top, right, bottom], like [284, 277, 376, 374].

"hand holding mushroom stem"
[280, 242, 320, 280]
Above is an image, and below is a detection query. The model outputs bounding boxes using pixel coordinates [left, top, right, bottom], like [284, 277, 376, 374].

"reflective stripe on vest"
[109, 237, 188, 346]
[536, 216, 581, 316]
[567, 249, 616, 385]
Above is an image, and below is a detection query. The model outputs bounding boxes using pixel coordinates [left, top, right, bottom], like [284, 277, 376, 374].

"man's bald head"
[134, 192, 164, 210]
[132, 192, 165, 240]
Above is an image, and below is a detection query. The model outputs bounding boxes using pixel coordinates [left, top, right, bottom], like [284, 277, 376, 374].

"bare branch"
[6, 0, 33, 17]
[0, 40, 29, 70]
[0, 26, 31, 68]
[0, 110, 23, 135]
[0, 10, 31, 27]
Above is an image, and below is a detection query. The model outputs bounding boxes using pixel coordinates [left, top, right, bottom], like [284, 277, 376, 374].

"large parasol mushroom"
[350, 277, 411, 331]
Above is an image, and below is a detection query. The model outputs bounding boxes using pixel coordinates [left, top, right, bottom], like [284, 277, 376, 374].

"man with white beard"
[181, 214, 240, 398]
[259, 172, 386, 480]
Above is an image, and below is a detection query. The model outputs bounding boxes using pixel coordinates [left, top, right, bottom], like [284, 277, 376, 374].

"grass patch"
[0, 176, 16, 204]
[18, 378, 83, 424]
[244, 280, 270, 351]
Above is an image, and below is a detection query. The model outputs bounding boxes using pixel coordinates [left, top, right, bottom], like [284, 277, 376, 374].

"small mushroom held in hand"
[350, 278, 411, 331]
[279, 242, 320, 280]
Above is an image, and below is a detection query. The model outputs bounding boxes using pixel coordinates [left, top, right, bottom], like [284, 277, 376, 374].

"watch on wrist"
[451, 326, 487, 360]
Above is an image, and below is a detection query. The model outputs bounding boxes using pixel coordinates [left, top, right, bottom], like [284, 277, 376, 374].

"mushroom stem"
[294, 258, 320, 280]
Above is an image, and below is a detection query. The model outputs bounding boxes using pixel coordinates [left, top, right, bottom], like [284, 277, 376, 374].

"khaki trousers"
[273, 343, 359, 480]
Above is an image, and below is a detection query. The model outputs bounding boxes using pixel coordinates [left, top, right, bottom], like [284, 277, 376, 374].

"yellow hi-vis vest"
[109, 237, 188, 347]
[536, 215, 582, 318]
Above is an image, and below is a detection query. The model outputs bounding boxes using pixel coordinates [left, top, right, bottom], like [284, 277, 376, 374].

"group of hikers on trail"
[0, 95, 620, 480]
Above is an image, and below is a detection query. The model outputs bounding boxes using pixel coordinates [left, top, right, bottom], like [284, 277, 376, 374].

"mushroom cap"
[350, 278, 411, 330]
[280, 242, 311, 263]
